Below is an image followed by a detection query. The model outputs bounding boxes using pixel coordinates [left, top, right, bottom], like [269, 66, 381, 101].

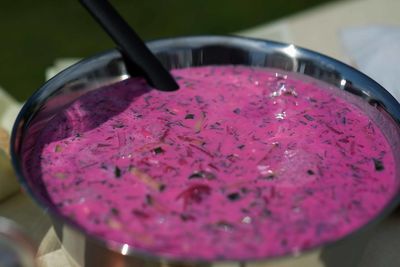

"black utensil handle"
[79, 0, 179, 91]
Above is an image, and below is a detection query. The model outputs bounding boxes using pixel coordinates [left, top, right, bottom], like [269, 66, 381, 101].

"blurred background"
[1, 0, 336, 101]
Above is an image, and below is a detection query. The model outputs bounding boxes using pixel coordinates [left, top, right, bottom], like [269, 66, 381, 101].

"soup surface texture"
[28, 66, 397, 260]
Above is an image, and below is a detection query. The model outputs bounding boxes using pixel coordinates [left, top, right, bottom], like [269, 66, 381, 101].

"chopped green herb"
[165, 108, 176, 115]
[195, 95, 204, 104]
[240, 187, 249, 194]
[145, 194, 153, 205]
[111, 208, 119, 216]
[307, 169, 315, 175]
[114, 166, 121, 178]
[241, 208, 249, 214]
[188, 172, 203, 179]
[227, 192, 241, 201]
[262, 208, 272, 217]
[227, 154, 239, 162]
[373, 158, 384, 171]
[188, 171, 216, 180]
[112, 122, 124, 128]
[261, 171, 276, 180]
[180, 213, 196, 221]
[153, 147, 165, 154]
[159, 184, 166, 192]
[304, 114, 314, 121]
[185, 113, 195, 119]
[233, 108, 241, 114]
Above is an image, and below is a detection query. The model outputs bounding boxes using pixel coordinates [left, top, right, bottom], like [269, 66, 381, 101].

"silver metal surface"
[10, 36, 400, 267]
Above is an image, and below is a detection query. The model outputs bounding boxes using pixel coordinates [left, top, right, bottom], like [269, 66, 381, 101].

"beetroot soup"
[27, 66, 397, 260]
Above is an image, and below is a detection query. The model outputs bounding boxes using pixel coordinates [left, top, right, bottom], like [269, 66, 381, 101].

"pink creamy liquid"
[29, 66, 397, 260]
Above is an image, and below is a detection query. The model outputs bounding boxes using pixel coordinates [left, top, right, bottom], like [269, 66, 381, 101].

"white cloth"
[0, 88, 21, 201]
[340, 26, 400, 101]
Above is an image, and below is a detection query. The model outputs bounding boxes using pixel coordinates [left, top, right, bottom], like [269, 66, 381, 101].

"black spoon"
[79, 0, 179, 91]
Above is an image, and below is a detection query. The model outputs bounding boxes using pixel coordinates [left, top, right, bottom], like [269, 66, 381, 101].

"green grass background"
[1, 0, 335, 101]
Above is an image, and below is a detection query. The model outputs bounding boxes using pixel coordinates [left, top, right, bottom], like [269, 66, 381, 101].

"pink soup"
[27, 66, 397, 260]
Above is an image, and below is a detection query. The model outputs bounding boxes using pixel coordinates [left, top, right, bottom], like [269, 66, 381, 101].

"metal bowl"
[10, 36, 400, 267]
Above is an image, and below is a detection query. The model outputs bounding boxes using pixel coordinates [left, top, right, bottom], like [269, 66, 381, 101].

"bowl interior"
[10, 36, 400, 261]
